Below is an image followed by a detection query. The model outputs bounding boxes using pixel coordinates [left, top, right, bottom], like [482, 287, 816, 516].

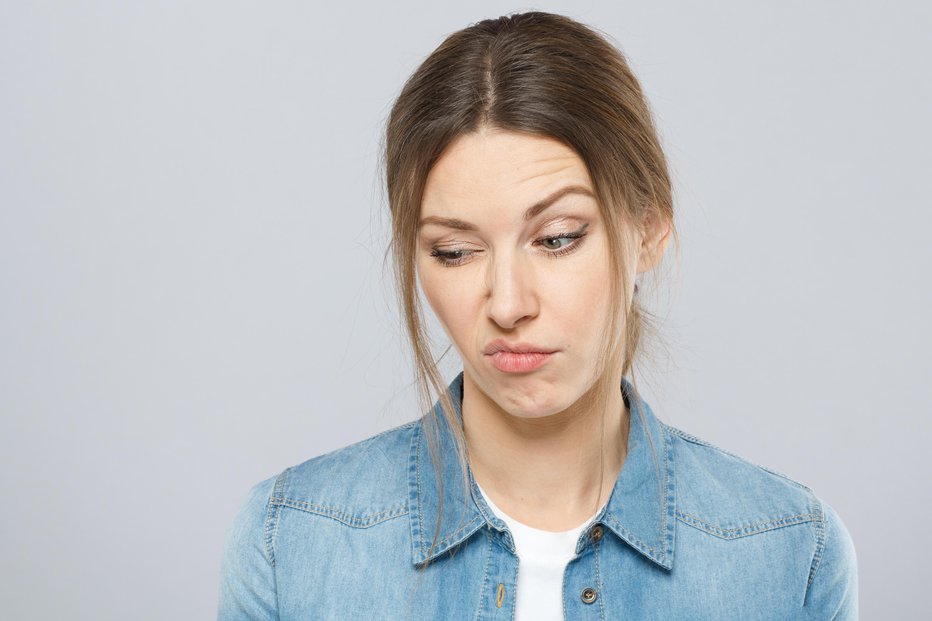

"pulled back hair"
[380, 10, 679, 573]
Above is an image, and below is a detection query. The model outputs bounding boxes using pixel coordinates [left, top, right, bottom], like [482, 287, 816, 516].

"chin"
[466, 360, 579, 415]
[492, 380, 574, 419]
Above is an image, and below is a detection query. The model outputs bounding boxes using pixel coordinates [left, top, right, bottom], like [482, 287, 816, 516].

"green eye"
[535, 224, 589, 255]
[541, 237, 569, 250]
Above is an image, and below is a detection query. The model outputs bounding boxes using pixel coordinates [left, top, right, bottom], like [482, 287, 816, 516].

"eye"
[534, 224, 589, 256]
[539, 236, 573, 250]
[429, 247, 478, 267]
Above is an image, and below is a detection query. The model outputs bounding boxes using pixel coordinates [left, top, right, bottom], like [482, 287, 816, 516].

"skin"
[416, 127, 670, 531]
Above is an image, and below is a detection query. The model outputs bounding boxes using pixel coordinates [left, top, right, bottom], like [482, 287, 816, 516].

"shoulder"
[665, 422, 822, 537]
[255, 419, 419, 527]
[663, 422, 858, 615]
[219, 418, 420, 618]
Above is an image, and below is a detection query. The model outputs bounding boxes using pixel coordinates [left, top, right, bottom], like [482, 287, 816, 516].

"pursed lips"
[482, 339, 556, 355]
[483, 339, 557, 373]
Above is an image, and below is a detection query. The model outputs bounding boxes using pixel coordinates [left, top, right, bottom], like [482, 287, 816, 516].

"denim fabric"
[218, 372, 858, 620]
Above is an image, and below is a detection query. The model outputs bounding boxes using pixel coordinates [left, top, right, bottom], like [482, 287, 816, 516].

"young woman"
[218, 11, 857, 620]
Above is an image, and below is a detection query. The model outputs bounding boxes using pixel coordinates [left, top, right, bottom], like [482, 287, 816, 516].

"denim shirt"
[218, 373, 858, 620]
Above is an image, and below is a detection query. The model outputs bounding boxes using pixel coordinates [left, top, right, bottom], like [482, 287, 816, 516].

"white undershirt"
[476, 481, 607, 621]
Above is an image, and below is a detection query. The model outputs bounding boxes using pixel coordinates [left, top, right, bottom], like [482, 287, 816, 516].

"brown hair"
[380, 10, 679, 573]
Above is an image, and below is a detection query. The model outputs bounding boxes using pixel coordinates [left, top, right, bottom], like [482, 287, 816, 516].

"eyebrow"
[418, 184, 595, 231]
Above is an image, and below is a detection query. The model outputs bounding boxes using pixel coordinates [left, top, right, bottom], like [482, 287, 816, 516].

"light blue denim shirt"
[218, 373, 858, 620]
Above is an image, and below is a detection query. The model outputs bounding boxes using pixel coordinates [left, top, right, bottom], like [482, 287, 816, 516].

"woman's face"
[416, 128, 647, 420]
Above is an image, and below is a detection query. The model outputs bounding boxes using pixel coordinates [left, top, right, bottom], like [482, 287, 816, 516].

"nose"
[485, 251, 539, 330]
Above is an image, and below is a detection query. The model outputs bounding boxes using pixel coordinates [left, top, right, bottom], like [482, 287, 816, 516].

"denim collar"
[408, 371, 676, 570]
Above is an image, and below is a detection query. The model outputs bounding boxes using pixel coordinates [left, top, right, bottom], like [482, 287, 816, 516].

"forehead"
[421, 129, 594, 216]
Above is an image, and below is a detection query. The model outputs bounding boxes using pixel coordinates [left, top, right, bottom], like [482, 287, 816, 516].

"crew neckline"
[475, 480, 606, 536]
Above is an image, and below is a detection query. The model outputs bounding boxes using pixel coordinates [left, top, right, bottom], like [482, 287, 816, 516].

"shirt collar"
[408, 371, 676, 570]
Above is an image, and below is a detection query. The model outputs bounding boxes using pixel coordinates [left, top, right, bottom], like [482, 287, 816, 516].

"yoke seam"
[272, 498, 409, 528]
[675, 510, 819, 539]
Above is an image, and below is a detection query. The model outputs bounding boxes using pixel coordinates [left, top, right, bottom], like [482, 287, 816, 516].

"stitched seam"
[474, 529, 493, 621]
[602, 516, 660, 556]
[264, 488, 275, 566]
[273, 498, 409, 528]
[509, 546, 518, 621]
[676, 510, 818, 535]
[274, 497, 408, 520]
[417, 422, 426, 559]
[661, 423, 672, 564]
[807, 499, 826, 589]
[599, 423, 672, 562]
[594, 533, 605, 618]
[264, 469, 289, 567]
[435, 515, 484, 549]
[562, 553, 568, 621]
[407, 420, 423, 563]
[675, 510, 819, 539]
[656, 423, 668, 565]
[263, 494, 276, 567]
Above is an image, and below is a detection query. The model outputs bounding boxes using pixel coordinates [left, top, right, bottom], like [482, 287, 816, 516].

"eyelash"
[429, 226, 589, 268]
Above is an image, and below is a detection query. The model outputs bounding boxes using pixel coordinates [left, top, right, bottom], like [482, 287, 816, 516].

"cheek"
[549, 242, 614, 334]
[552, 274, 610, 334]
[417, 263, 479, 340]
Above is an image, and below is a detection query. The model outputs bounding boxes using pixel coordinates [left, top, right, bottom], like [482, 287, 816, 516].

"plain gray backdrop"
[1, 1, 929, 619]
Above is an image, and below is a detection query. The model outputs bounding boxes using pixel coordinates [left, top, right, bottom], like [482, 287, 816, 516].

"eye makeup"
[428, 222, 590, 267]
[534, 222, 589, 258]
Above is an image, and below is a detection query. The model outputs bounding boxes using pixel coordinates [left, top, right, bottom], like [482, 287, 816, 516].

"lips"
[483, 339, 557, 373]
[483, 339, 555, 355]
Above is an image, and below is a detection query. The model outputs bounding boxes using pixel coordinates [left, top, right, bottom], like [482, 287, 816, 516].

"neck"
[461, 371, 629, 531]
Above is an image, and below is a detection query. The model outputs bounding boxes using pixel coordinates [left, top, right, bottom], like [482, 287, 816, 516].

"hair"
[379, 10, 680, 578]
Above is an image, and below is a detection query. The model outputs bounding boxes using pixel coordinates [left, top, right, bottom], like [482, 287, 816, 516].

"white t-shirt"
[476, 481, 607, 621]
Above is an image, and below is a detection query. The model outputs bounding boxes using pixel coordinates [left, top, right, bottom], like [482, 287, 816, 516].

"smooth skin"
[417, 127, 670, 531]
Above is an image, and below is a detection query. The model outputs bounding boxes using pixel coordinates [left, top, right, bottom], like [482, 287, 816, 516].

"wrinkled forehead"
[420, 129, 595, 221]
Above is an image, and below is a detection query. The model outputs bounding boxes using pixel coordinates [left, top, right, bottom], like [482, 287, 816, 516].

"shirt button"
[591, 526, 603, 541]
[581, 587, 598, 604]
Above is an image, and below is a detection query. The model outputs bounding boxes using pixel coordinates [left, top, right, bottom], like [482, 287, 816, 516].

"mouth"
[483, 339, 557, 373]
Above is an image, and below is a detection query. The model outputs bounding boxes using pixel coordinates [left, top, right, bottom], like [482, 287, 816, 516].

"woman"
[218, 11, 857, 620]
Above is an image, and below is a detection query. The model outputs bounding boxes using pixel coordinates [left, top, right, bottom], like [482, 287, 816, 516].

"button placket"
[564, 523, 604, 616]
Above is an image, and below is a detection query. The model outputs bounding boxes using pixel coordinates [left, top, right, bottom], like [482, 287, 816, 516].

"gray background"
[1, 1, 928, 619]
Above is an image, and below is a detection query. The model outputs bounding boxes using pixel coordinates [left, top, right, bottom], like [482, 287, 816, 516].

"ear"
[636, 212, 671, 274]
